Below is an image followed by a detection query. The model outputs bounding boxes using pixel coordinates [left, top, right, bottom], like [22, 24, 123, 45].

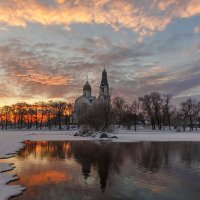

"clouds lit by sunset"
[0, 0, 200, 105]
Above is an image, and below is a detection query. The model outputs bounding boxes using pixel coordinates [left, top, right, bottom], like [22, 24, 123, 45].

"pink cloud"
[0, 0, 199, 39]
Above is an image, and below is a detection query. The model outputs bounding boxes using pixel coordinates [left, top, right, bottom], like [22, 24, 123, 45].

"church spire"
[101, 68, 109, 88]
[98, 68, 110, 103]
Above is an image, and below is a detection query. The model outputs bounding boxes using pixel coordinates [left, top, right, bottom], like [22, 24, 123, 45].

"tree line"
[0, 101, 73, 130]
[1, 92, 200, 132]
[77, 92, 200, 132]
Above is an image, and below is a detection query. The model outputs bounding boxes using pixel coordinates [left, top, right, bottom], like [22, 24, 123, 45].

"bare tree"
[1, 106, 12, 129]
[79, 102, 112, 132]
[139, 92, 173, 130]
[121, 100, 140, 131]
[131, 100, 140, 131]
[193, 101, 200, 130]
[53, 101, 67, 130]
[162, 94, 173, 130]
[139, 94, 156, 129]
[112, 96, 126, 128]
[151, 92, 163, 130]
[181, 98, 196, 132]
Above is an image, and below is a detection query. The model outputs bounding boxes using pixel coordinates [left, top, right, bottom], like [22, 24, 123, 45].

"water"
[7, 141, 200, 200]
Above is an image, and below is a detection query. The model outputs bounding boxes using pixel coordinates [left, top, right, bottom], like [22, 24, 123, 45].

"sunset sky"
[0, 0, 200, 106]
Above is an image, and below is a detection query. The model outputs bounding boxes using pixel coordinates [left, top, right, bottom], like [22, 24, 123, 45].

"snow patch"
[0, 132, 27, 200]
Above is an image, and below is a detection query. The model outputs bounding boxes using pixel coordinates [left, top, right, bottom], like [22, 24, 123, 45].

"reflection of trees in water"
[133, 142, 170, 172]
[17, 141, 72, 160]
[17, 141, 200, 191]
[180, 142, 200, 165]
[126, 142, 200, 172]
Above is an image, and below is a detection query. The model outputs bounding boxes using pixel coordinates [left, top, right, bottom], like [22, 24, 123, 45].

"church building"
[73, 69, 110, 123]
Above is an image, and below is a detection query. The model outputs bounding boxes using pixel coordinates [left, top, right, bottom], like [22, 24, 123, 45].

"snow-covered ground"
[0, 132, 27, 200]
[2, 129, 200, 200]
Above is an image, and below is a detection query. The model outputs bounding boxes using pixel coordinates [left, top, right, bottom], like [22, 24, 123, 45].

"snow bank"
[2, 130, 200, 199]
[0, 132, 27, 200]
[0, 171, 25, 200]
[115, 132, 200, 142]
[27, 130, 200, 142]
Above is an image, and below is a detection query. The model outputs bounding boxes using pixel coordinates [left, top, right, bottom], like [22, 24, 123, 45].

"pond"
[7, 141, 200, 200]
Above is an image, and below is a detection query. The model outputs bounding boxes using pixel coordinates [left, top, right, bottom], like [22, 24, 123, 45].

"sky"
[0, 0, 200, 106]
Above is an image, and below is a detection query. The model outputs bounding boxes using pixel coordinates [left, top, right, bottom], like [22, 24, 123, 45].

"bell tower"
[98, 68, 110, 103]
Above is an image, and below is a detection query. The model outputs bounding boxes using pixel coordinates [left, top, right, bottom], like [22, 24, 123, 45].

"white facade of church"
[73, 69, 110, 123]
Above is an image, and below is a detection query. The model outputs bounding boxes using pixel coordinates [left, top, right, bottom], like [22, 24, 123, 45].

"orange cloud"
[9, 67, 73, 86]
[0, 0, 199, 39]
[23, 72, 72, 86]
[57, 0, 66, 4]
[158, 0, 175, 11]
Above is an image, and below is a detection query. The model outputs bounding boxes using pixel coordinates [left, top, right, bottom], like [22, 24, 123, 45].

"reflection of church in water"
[72, 141, 115, 192]
[73, 69, 110, 122]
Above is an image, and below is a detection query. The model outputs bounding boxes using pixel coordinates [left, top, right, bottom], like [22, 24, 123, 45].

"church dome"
[83, 81, 91, 91]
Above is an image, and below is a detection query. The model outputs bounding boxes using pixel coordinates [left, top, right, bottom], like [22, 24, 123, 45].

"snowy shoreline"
[2, 130, 200, 200]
